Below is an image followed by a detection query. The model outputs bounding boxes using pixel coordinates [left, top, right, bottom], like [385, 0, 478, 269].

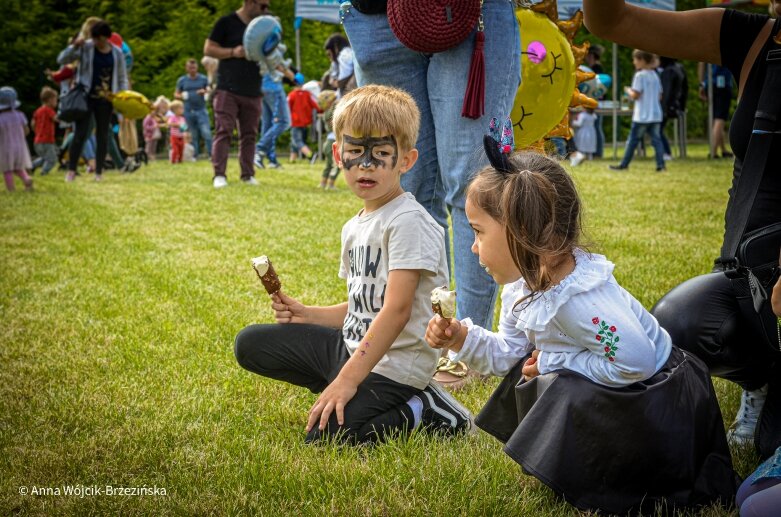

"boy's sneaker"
[727, 384, 768, 446]
[213, 175, 228, 189]
[254, 151, 266, 169]
[569, 151, 585, 167]
[608, 164, 628, 171]
[65, 171, 76, 182]
[242, 176, 259, 186]
[419, 381, 475, 436]
[268, 161, 283, 170]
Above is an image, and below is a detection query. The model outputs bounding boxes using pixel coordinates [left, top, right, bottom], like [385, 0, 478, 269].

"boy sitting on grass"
[235, 85, 473, 444]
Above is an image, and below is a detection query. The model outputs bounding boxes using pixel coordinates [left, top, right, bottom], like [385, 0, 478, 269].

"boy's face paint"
[341, 135, 398, 170]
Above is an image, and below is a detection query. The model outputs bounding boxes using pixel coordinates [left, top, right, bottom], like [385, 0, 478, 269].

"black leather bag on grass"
[58, 84, 89, 123]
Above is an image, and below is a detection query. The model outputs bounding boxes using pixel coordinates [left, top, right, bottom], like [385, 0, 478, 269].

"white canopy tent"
[293, 0, 342, 71]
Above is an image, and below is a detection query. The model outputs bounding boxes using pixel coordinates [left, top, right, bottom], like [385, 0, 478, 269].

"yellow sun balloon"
[511, 0, 593, 150]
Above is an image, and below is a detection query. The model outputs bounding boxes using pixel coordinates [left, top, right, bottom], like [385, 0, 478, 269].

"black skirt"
[475, 347, 739, 515]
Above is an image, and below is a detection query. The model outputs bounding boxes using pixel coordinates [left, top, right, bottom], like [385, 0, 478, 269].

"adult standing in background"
[699, 62, 734, 159]
[204, 0, 268, 188]
[584, 0, 781, 455]
[324, 34, 355, 98]
[584, 44, 606, 158]
[175, 58, 212, 159]
[58, 20, 128, 182]
[341, 1, 520, 336]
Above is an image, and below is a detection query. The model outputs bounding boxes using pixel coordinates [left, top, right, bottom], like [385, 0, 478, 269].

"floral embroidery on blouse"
[593, 317, 619, 362]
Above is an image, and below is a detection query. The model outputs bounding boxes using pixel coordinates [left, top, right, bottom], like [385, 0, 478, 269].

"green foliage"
[0, 148, 760, 515]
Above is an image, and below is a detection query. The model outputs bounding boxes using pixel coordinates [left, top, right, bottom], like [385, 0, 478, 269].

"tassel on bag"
[461, 5, 485, 120]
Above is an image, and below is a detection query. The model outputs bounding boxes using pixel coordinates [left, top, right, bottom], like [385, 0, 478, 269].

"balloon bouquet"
[511, 0, 611, 152]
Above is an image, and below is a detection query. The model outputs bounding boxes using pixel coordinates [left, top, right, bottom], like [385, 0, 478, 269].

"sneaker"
[663, 153, 673, 162]
[94, 174, 103, 182]
[213, 175, 228, 189]
[65, 171, 76, 182]
[569, 151, 586, 167]
[727, 384, 768, 446]
[419, 381, 475, 435]
[267, 161, 283, 170]
[608, 164, 628, 171]
[656, 166, 667, 172]
[242, 176, 259, 186]
[253, 151, 266, 169]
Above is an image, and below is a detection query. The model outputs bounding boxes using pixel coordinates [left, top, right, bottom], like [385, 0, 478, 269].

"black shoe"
[721, 151, 734, 159]
[608, 164, 628, 171]
[418, 381, 474, 435]
[656, 166, 667, 172]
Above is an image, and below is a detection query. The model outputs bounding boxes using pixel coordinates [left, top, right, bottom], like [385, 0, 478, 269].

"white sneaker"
[213, 176, 228, 189]
[569, 151, 586, 167]
[253, 151, 265, 169]
[663, 153, 673, 162]
[727, 384, 768, 446]
[242, 176, 258, 186]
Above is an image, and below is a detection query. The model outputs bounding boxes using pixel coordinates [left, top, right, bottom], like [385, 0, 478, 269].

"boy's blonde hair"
[169, 100, 184, 111]
[40, 86, 58, 103]
[333, 85, 420, 152]
[632, 49, 655, 64]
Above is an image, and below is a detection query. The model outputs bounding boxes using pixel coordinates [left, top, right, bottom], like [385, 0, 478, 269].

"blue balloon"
[597, 73, 612, 90]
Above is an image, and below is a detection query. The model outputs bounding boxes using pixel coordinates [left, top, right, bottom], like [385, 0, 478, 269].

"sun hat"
[387, 0, 480, 54]
[0, 86, 21, 110]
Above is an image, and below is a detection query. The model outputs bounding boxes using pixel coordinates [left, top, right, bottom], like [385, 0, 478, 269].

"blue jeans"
[620, 122, 665, 169]
[185, 108, 212, 157]
[342, 0, 520, 328]
[257, 87, 290, 163]
[290, 127, 308, 154]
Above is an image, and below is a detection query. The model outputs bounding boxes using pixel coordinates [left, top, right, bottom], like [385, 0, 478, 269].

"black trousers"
[234, 323, 418, 444]
[69, 97, 113, 174]
[652, 271, 777, 390]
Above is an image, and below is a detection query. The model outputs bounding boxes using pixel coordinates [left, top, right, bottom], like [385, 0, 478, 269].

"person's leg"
[14, 170, 33, 190]
[211, 90, 239, 178]
[290, 126, 304, 157]
[256, 93, 273, 155]
[93, 100, 114, 177]
[41, 143, 58, 174]
[618, 122, 646, 168]
[236, 94, 262, 179]
[106, 123, 124, 171]
[595, 113, 605, 158]
[170, 137, 183, 163]
[4, 171, 15, 191]
[185, 111, 200, 157]
[713, 118, 727, 156]
[652, 271, 774, 444]
[660, 117, 672, 157]
[67, 113, 92, 180]
[343, 4, 449, 264]
[258, 89, 289, 165]
[197, 109, 212, 158]
[145, 138, 158, 161]
[648, 122, 666, 169]
[429, 0, 520, 327]
[740, 480, 781, 517]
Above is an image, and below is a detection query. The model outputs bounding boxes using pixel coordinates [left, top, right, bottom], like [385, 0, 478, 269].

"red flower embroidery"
[592, 318, 620, 361]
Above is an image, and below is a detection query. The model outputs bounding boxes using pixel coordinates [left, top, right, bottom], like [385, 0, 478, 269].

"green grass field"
[1, 147, 756, 515]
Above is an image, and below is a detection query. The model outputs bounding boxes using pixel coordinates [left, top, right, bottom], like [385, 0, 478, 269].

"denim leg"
[256, 96, 273, 154]
[342, 5, 450, 267]
[429, 0, 519, 327]
[647, 122, 666, 168]
[619, 122, 647, 168]
[198, 110, 212, 158]
[258, 88, 290, 162]
[185, 111, 200, 156]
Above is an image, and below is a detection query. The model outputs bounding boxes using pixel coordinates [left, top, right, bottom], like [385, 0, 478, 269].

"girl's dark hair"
[324, 33, 350, 60]
[467, 152, 584, 303]
[91, 21, 112, 39]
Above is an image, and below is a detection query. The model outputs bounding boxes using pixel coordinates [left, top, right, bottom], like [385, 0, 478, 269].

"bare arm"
[306, 269, 420, 431]
[583, 1, 724, 64]
[203, 39, 245, 60]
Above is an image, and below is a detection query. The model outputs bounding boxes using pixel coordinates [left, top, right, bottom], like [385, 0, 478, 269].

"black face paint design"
[341, 135, 398, 170]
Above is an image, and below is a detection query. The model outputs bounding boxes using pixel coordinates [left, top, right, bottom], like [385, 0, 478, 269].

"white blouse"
[451, 249, 672, 387]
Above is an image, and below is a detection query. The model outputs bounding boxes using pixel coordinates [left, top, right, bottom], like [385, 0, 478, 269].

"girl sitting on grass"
[425, 122, 738, 514]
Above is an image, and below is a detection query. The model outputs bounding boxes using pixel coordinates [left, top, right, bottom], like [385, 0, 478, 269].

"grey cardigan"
[57, 40, 129, 93]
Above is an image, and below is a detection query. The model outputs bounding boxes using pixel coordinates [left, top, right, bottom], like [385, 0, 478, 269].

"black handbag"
[58, 84, 89, 123]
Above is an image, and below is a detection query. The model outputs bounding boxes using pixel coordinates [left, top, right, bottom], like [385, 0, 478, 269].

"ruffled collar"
[514, 249, 615, 332]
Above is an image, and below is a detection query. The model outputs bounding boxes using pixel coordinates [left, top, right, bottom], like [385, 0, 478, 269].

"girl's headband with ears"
[483, 116, 517, 176]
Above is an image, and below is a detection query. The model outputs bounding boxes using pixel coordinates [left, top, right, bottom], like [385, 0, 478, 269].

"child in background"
[569, 107, 597, 167]
[31, 86, 59, 175]
[143, 96, 169, 161]
[287, 73, 321, 162]
[235, 85, 473, 444]
[167, 100, 187, 164]
[183, 132, 196, 162]
[425, 125, 736, 513]
[0, 87, 33, 191]
[610, 49, 666, 172]
[317, 90, 338, 189]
